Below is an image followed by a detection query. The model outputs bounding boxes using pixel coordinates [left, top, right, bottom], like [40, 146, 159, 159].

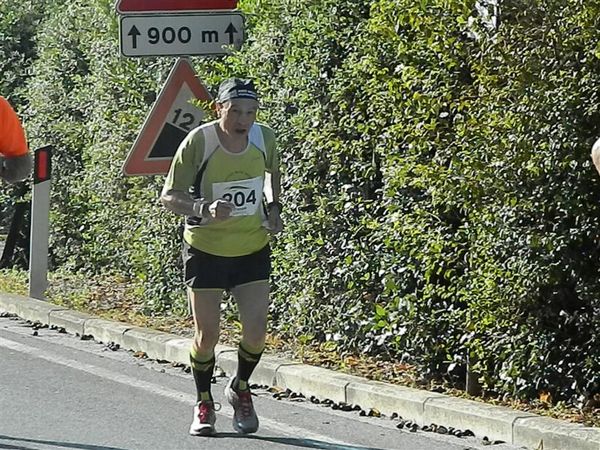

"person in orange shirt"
[0, 96, 32, 183]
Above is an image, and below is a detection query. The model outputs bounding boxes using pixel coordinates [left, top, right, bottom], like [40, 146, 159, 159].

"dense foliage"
[1, 0, 599, 405]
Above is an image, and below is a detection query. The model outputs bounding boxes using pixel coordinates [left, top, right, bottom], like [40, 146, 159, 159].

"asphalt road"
[0, 315, 520, 450]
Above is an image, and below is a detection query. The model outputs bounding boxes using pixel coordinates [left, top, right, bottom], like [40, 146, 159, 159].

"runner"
[160, 78, 283, 436]
[0, 96, 32, 184]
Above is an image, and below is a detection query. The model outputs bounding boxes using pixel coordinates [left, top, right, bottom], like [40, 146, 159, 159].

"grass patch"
[0, 268, 28, 295]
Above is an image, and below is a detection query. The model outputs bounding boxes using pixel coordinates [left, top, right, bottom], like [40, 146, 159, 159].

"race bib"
[212, 176, 263, 216]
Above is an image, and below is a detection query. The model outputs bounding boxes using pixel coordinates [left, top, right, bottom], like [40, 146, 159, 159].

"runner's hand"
[265, 208, 284, 235]
[208, 199, 234, 220]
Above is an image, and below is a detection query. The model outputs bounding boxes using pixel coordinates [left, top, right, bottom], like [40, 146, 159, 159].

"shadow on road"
[216, 433, 390, 450]
[0, 435, 129, 450]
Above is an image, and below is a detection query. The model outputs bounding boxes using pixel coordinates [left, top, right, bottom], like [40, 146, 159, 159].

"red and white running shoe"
[189, 400, 218, 436]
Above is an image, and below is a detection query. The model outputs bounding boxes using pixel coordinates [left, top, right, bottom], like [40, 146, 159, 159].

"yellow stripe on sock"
[238, 342, 264, 362]
[190, 346, 215, 372]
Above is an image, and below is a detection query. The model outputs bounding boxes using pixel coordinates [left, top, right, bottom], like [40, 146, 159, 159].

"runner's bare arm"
[161, 188, 234, 220]
[271, 170, 281, 203]
[265, 169, 283, 234]
[160, 188, 207, 217]
[264, 170, 281, 204]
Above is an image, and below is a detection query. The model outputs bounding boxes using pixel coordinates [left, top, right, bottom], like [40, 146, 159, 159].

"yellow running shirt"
[163, 120, 278, 257]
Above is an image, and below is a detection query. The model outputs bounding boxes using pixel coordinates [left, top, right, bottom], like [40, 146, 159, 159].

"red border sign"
[116, 0, 238, 13]
[122, 59, 213, 176]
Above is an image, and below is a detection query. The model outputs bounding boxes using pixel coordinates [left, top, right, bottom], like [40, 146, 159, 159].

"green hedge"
[1, 0, 599, 403]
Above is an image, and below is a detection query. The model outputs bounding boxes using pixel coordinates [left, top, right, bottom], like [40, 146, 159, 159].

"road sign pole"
[29, 146, 52, 300]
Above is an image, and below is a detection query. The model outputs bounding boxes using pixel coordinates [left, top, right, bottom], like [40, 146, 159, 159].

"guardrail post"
[29, 145, 52, 300]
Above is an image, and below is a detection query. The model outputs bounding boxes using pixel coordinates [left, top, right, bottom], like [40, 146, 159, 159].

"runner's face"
[217, 98, 259, 137]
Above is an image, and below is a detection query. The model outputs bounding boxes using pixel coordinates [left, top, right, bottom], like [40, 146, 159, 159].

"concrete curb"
[1, 292, 599, 450]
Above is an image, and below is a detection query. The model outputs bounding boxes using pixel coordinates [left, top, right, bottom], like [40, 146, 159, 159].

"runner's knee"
[194, 330, 220, 351]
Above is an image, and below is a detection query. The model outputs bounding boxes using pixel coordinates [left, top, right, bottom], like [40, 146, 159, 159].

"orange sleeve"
[0, 96, 29, 158]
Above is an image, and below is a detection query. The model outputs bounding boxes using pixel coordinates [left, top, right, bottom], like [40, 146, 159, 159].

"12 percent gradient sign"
[119, 13, 244, 57]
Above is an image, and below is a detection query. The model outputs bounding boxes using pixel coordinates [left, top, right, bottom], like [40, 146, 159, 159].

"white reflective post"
[29, 146, 52, 300]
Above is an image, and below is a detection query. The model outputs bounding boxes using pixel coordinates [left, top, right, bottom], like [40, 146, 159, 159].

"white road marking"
[0, 335, 389, 450]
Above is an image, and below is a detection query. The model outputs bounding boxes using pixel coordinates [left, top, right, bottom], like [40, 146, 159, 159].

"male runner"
[161, 78, 283, 436]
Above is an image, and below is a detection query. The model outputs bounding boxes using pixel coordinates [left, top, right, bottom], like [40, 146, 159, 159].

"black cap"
[216, 78, 258, 103]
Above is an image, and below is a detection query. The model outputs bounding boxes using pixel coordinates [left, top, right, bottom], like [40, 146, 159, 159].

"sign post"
[29, 146, 52, 300]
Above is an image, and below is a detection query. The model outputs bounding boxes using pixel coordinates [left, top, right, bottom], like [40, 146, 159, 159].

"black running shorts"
[182, 241, 271, 290]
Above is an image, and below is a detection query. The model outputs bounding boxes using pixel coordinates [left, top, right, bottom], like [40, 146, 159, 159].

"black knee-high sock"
[190, 348, 215, 402]
[235, 342, 264, 391]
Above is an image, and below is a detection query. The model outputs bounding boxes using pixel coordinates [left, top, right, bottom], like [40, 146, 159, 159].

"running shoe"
[189, 400, 217, 436]
[224, 377, 259, 434]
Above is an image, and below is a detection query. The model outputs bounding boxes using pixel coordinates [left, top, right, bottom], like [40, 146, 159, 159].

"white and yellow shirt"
[163, 120, 278, 257]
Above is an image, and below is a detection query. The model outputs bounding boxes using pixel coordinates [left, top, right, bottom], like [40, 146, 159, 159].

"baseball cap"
[216, 78, 259, 102]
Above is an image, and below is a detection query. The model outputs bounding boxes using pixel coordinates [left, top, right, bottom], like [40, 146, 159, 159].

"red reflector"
[34, 146, 52, 184]
[37, 151, 48, 180]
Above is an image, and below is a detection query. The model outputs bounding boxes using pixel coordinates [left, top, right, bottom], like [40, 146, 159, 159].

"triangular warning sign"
[122, 58, 212, 176]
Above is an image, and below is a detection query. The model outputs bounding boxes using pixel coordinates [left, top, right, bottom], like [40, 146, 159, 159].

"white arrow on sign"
[119, 13, 244, 57]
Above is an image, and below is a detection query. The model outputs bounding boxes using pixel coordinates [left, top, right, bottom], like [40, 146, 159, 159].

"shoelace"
[237, 391, 254, 418]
